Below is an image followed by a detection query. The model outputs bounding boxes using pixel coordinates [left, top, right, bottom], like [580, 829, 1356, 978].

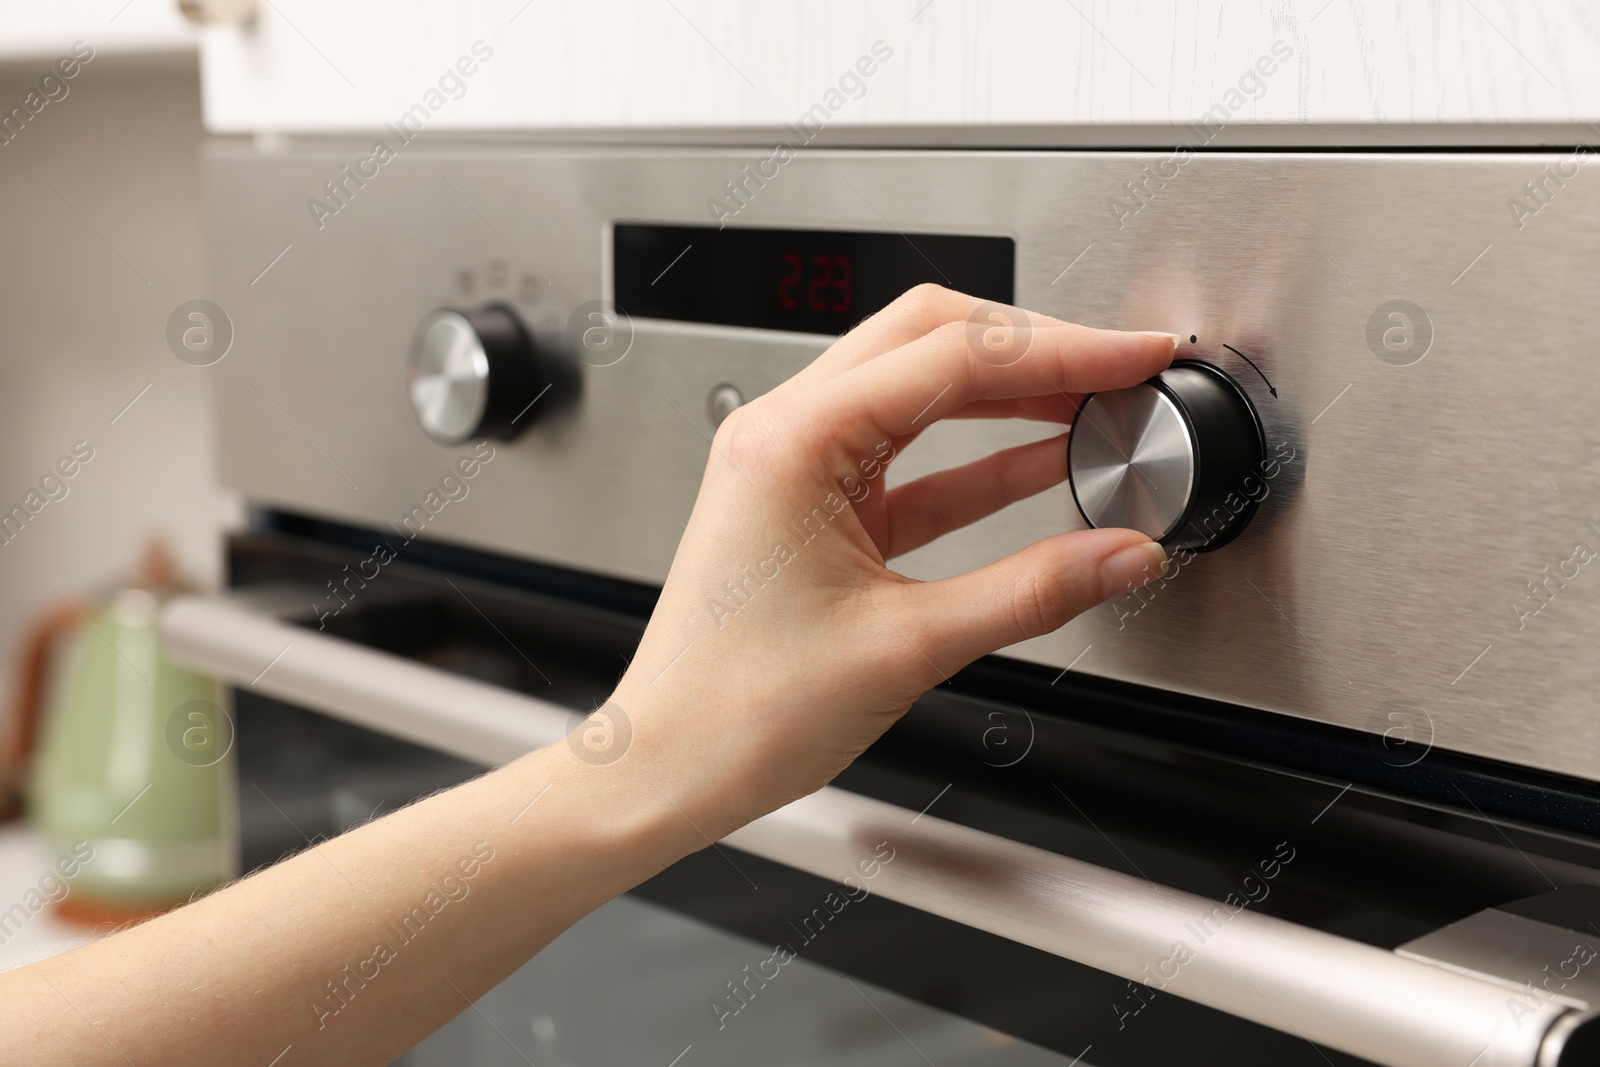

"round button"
[407, 305, 543, 446]
[1068, 361, 1264, 552]
[707, 383, 744, 428]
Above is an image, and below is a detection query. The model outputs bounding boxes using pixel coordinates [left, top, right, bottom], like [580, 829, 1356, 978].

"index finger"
[779, 284, 1073, 391]
[806, 318, 1178, 459]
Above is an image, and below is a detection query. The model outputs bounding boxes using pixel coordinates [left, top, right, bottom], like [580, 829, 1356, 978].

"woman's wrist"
[500, 709, 715, 888]
[605, 668, 792, 841]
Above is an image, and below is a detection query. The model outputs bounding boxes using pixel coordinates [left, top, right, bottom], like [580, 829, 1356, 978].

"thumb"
[909, 528, 1168, 668]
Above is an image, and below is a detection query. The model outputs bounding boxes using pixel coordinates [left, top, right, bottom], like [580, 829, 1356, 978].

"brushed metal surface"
[1069, 384, 1195, 539]
[407, 310, 491, 445]
[202, 145, 1600, 783]
[1398, 909, 1600, 1012]
[160, 594, 1573, 1067]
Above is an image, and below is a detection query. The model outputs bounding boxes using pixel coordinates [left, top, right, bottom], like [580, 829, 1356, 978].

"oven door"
[162, 519, 1600, 1067]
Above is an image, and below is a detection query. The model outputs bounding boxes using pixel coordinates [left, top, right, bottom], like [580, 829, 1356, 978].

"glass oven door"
[171, 517, 1600, 1067]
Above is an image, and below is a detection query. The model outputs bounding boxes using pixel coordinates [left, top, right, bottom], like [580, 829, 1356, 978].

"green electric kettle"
[17, 542, 236, 926]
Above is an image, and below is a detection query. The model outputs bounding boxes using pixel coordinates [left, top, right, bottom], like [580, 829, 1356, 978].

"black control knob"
[406, 304, 546, 445]
[1067, 361, 1265, 552]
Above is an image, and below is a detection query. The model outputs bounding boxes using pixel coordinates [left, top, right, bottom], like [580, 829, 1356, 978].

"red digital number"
[779, 252, 853, 317]
[778, 253, 801, 309]
[808, 254, 833, 311]
[831, 256, 852, 313]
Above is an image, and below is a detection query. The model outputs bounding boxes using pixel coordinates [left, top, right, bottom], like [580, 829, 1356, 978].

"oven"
[162, 143, 1600, 1066]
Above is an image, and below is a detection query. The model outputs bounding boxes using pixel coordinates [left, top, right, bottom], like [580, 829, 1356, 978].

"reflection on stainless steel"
[1398, 907, 1600, 1067]
[732, 790, 1567, 1067]
[1399, 908, 1600, 1011]
[1068, 385, 1195, 540]
[162, 597, 566, 766]
[161, 595, 1579, 1067]
[203, 147, 1600, 783]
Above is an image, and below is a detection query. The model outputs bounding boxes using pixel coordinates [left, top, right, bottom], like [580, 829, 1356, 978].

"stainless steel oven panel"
[202, 145, 1600, 782]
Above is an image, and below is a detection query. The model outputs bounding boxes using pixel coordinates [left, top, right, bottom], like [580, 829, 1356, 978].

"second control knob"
[407, 304, 547, 446]
[1067, 361, 1264, 552]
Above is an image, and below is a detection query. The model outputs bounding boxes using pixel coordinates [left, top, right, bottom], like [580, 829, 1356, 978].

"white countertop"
[0, 823, 105, 974]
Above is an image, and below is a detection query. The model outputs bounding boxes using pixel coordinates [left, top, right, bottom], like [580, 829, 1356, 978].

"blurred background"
[0, 4, 234, 973]
[0, 6, 230, 684]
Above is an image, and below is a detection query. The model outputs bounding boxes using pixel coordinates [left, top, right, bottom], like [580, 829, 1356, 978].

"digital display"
[613, 223, 1015, 336]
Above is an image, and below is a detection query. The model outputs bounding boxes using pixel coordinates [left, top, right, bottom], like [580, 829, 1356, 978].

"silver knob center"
[1069, 384, 1197, 541]
[408, 310, 490, 446]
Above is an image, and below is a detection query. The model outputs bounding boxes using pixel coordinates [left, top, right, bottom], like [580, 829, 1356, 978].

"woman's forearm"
[1, 285, 1176, 1064]
[6, 738, 700, 1066]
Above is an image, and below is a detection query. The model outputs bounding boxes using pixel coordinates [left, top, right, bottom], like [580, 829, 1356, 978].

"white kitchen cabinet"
[0, 0, 195, 62]
[193, 0, 1600, 140]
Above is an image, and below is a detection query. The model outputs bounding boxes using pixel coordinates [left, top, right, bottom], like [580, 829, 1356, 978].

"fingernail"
[1137, 331, 1182, 352]
[1100, 541, 1169, 598]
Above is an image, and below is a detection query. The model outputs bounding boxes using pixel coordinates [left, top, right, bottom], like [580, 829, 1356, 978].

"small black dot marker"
[1189, 335, 1198, 344]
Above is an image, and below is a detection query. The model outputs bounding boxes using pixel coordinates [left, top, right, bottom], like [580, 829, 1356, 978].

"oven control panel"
[201, 146, 1600, 785]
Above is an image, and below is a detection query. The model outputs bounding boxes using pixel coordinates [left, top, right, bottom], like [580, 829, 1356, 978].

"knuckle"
[901, 281, 951, 310]
[998, 444, 1053, 498]
[1012, 570, 1078, 639]
[710, 397, 798, 471]
[920, 494, 956, 540]
[709, 402, 747, 451]
[890, 282, 956, 333]
[709, 401, 764, 458]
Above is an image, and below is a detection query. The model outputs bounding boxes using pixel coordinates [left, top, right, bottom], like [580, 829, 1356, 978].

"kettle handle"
[0, 599, 84, 822]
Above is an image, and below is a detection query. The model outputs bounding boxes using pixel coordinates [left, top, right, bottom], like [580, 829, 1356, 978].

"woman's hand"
[600, 285, 1177, 836]
[0, 286, 1177, 1067]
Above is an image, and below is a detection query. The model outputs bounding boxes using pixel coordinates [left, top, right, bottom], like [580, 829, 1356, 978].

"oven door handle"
[161, 595, 1582, 1067]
